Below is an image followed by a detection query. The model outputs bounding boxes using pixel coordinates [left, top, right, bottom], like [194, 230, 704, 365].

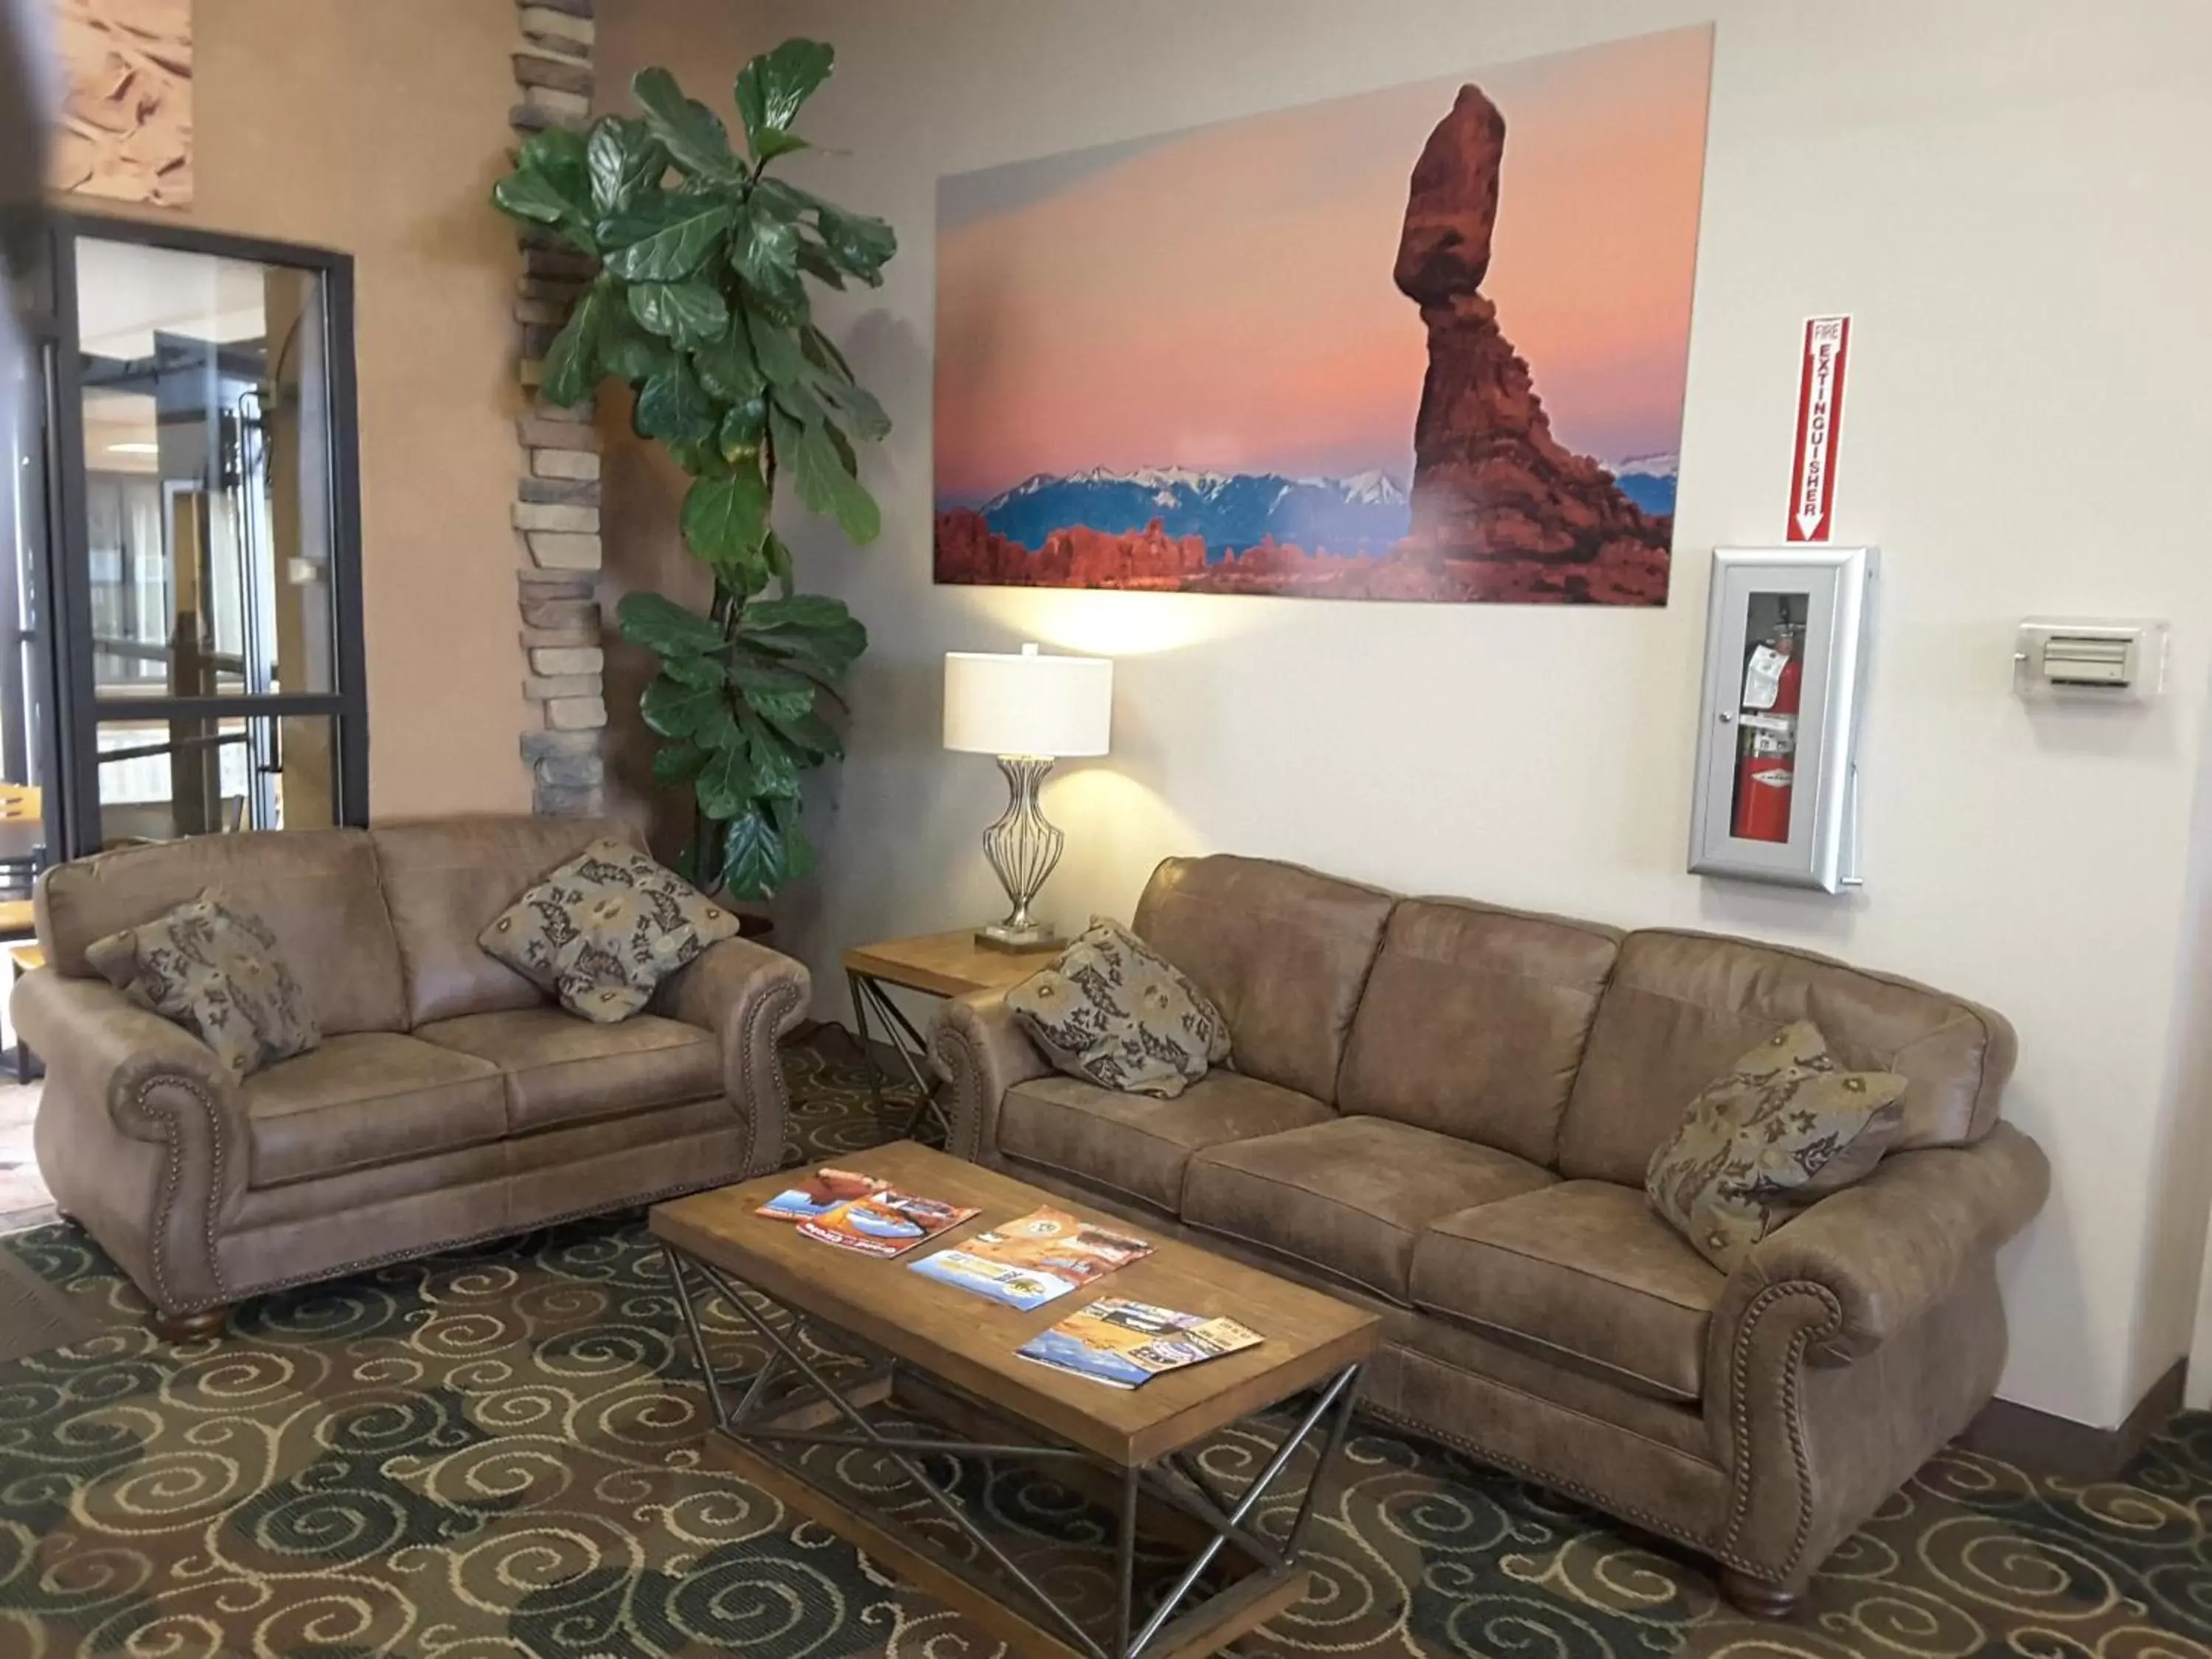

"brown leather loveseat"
[14, 815, 808, 1340]
[933, 854, 2050, 1616]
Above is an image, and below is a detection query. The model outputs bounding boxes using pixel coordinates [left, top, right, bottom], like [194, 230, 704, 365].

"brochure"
[1015, 1297, 1264, 1389]
[909, 1206, 1154, 1310]
[755, 1167, 980, 1259]
[756, 1167, 891, 1223]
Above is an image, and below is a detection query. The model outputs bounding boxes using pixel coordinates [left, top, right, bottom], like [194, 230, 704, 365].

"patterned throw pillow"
[1006, 918, 1232, 1099]
[1645, 1020, 1908, 1273]
[86, 892, 320, 1081]
[479, 838, 740, 1023]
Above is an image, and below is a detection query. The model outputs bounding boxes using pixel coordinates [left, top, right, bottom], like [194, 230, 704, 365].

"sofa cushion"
[86, 893, 320, 1080]
[1337, 897, 1620, 1165]
[478, 839, 740, 1023]
[1646, 1020, 1907, 1272]
[415, 1007, 722, 1135]
[997, 1070, 1332, 1214]
[1181, 1116, 1556, 1302]
[38, 828, 408, 1034]
[1409, 1180, 1727, 1403]
[1557, 929, 2018, 1185]
[243, 1033, 507, 1189]
[369, 816, 645, 1028]
[1132, 855, 1394, 1104]
[1006, 918, 1232, 1099]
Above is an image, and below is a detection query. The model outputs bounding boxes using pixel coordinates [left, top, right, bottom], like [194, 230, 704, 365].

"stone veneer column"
[509, 0, 607, 815]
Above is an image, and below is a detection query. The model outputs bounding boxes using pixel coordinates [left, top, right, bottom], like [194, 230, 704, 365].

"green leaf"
[796, 243, 847, 289]
[720, 807, 787, 900]
[799, 324, 852, 380]
[652, 741, 706, 787]
[641, 672, 724, 740]
[815, 201, 897, 284]
[731, 203, 808, 324]
[586, 116, 669, 215]
[599, 196, 734, 282]
[540, 281, 611, 408]
[774, 406, 880, 544]
[813, 373, 890, 442]
[493, 169, 574, 229]
[762, 529, 795, 597]
[600, 310, 674, 383]
[617, 590, 724, 657]
[740, 709, 802, 799]
[692, 322, 765, 404]
[740, 592, 867, 678]
[764, 704, 842, 761]
[768, 794, 816, 883]
[726, 654, 815, 696]
[631, 66, 740, 181]
[734, 40, 835, 159]
[695, 740, 757, 820]
[719, 396, 768, 459]
[746, 312, 806, 386]
[679, 470, 770, 570]
[634, 358, 718, 446]
[745, 684, 815, 723]
[627, 280, 728, 346]
[659, 653, 728, 689]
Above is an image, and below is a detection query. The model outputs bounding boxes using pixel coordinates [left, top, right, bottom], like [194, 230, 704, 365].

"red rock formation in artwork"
[1391, 84, 1673, 605]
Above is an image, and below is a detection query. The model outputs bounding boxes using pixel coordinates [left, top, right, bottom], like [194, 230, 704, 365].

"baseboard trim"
[1959, 1357, 2187, 1481]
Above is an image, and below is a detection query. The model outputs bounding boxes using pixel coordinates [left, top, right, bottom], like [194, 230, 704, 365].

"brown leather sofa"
[933, 854, 2050, 1616]
[15, 815, 808, 1340]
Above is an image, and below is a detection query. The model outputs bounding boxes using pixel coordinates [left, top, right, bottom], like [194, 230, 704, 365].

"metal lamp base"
[976, 755, 1066, 954]
[975, 919, 1060, 953]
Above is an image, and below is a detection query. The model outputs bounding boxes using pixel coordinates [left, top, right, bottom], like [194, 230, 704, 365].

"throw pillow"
[86, 892, 320, 1081]
[1006, 917, 1232, 1099]
[479, 838, 740, 1023]
[1645, 1020, 1908, 1273]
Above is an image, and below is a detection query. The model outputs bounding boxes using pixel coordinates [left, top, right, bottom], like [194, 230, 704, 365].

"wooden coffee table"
[653, 1141, 1380, 1659]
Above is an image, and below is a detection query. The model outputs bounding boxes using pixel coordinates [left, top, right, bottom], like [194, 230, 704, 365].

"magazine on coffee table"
[1016, 1297, 1263, 1389]
[910, 1206, 1154, 1310]
[757, 1167, 979, 1259]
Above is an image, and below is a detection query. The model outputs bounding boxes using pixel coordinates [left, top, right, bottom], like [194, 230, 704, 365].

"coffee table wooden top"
[653, 1141, 1380, 1467]
[842, 931, 1060, 999]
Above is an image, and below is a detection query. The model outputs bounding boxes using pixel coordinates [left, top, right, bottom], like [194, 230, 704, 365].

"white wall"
[718, 0, 2212, 1431]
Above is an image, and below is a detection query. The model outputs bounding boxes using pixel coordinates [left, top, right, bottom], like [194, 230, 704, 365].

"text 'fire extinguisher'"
[1732, 612, 1804, 844]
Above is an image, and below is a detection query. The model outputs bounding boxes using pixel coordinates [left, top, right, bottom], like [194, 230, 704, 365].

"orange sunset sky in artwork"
[934, 26, 1713, 504]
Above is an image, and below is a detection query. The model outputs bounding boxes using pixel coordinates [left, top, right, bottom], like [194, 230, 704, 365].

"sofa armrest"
[929, 987, 1052, 1164]
[1726, 1123, 2051, 1368]
[11, 968, 246, 1311]
[652, 936, 810, 1177]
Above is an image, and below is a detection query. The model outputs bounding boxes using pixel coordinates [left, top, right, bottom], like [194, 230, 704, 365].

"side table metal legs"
[846, 969, 945, 1144]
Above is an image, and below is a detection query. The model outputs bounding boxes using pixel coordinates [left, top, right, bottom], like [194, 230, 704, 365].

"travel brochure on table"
[754, 1167, 978, 1259]
[909, 1206, 1155, 1310]
[1017, 1298, 1265, 1389]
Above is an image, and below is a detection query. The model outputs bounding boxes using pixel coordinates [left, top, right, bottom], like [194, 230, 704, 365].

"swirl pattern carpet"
[1, 1029, 2205, 1657]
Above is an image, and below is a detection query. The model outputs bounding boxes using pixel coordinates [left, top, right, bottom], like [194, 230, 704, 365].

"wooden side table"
[843, 931, 1058, 1141]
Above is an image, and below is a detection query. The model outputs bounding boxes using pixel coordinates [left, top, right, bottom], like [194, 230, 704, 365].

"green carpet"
[1, 1030, 2208, 1657]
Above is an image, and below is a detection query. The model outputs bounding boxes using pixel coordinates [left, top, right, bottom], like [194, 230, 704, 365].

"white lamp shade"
[943, 644, 1113, 758]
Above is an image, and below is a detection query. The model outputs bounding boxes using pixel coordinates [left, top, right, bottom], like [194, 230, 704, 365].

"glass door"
[44, 216, 365, 856]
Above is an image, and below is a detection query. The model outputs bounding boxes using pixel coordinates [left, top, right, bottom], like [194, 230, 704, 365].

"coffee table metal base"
[664, 1242, 1363, 1659]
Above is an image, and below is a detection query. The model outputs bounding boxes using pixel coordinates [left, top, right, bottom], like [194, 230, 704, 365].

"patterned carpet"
[1, 1028, 2208, 1657]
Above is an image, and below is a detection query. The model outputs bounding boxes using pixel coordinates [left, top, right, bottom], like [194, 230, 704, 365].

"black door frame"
[36, 210, 367, 858]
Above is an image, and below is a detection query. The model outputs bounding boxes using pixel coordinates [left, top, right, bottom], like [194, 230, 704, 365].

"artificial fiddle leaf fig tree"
[493, 41, 894, 898]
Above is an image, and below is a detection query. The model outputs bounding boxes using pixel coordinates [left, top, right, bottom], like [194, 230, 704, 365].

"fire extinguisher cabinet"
[1688, 546, 1878, 894]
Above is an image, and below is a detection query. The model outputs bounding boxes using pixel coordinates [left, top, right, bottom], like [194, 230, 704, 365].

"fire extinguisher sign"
[1787, 315, 1850, 542]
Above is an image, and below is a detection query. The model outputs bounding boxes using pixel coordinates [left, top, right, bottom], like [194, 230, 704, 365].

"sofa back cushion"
[36, 827, 409, 1035]
[1557, 928, 2017, 1185]
[1131, 854, 1394, 1104]
[1337, 898, 1621, 1165]
[370, 815, 646, 1027]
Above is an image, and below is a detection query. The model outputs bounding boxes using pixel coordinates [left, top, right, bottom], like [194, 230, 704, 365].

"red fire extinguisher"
[1732, 627, 1802, 844]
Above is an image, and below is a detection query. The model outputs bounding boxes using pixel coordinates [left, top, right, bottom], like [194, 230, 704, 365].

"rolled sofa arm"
[653, 935, 810, 1177]
[12, 968, 246, 1312]
[1727, 1122, 2051, 1367]
[929, 987, 1051, 1164]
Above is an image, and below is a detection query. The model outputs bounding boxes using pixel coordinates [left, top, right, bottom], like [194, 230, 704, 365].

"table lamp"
[943, 642, 1113, 950]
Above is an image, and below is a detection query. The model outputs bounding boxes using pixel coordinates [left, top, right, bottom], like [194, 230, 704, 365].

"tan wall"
[65, 0, 534, 819]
